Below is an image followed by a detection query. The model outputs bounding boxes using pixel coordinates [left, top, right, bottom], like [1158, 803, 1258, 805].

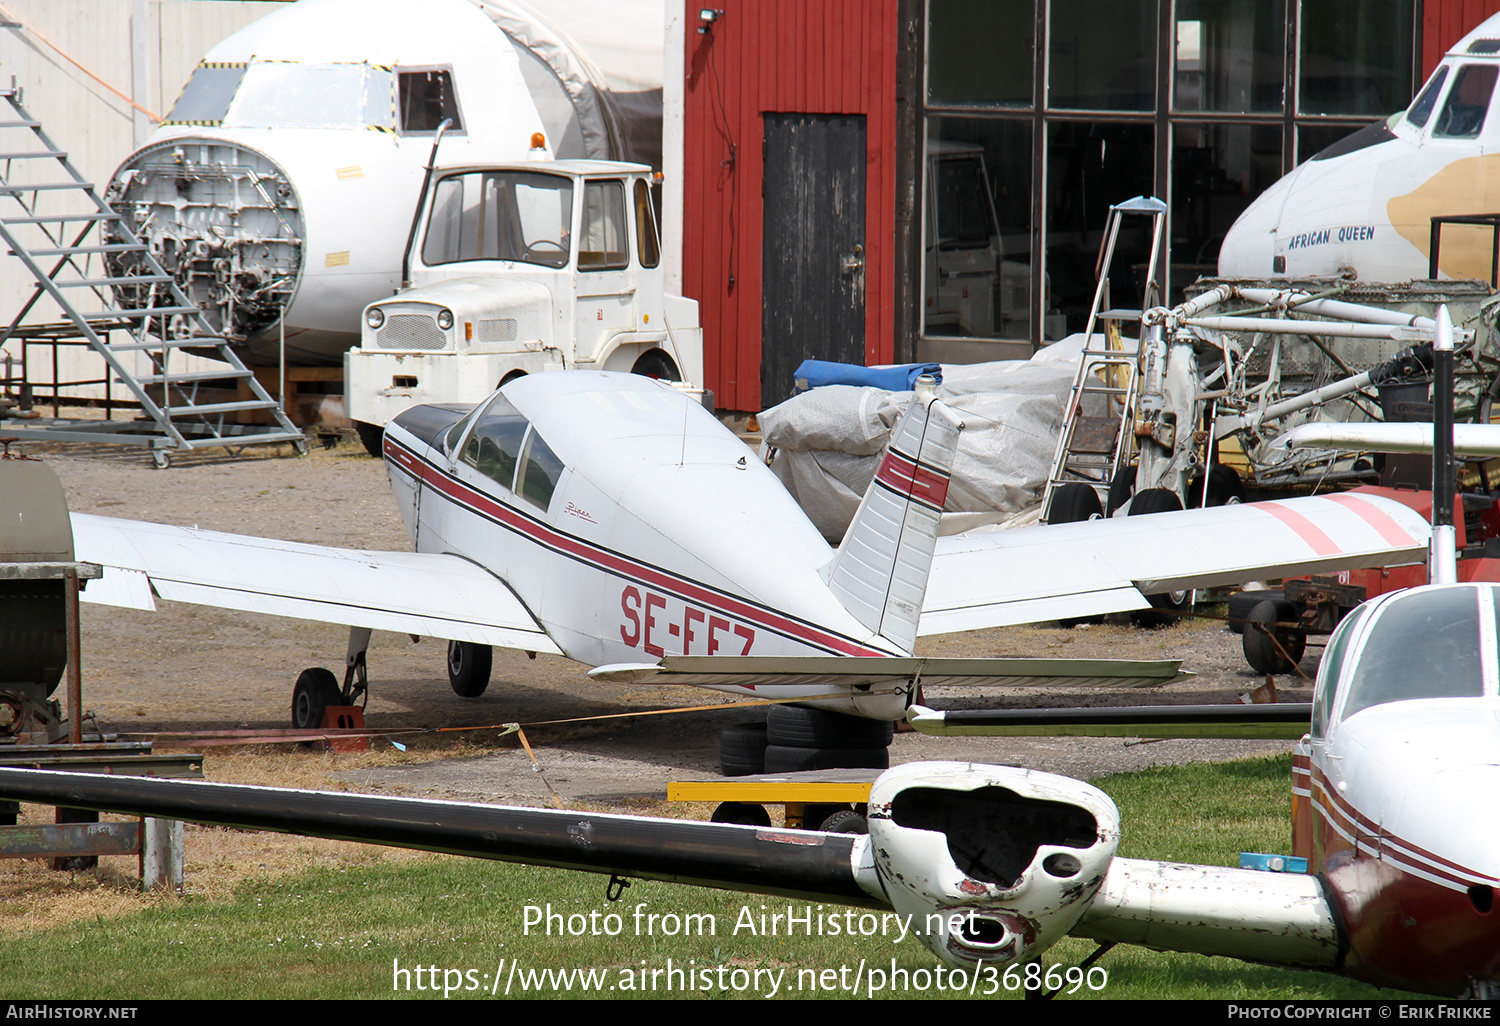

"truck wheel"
[354, 422, 384, 458]
[499, 370, 527, 388]
[632, 349, 680, 380]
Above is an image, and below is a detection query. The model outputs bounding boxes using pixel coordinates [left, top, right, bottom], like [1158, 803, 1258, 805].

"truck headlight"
[366, 308, 385, 330]
[436, 309, 454, 330]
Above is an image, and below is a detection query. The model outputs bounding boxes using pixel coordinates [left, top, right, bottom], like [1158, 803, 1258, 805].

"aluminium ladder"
[0, 82, 305, 465]
[1040, 196, 1167, 521]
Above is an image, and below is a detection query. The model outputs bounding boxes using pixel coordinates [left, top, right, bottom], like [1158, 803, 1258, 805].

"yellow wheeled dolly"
[668, 769, 880, 832]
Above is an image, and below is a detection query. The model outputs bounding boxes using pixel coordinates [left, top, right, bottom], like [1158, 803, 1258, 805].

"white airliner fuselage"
[1220, 13, 1500, 283]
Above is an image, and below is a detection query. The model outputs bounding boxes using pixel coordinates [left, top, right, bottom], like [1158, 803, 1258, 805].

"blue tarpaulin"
[793, 360, 943, 393]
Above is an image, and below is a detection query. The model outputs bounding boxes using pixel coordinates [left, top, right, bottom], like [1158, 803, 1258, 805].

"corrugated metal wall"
[0, 1, 282, 390]
[680, 0, 897, 412]
[1425, 0, 1500, 75]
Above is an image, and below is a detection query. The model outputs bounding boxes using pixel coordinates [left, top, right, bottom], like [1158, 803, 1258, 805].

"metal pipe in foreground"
[0, 768, 881, 908]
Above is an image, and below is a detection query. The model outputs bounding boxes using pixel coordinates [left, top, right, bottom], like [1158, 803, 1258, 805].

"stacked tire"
[763, 705, 893, 772]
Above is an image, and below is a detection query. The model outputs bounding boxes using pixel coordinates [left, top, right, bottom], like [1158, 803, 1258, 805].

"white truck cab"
[346, 160, 705, 452]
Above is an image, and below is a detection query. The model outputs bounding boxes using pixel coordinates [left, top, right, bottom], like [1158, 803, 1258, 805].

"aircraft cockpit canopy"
[1314, 585, 1496, 736]
[447, 392, 565, 512]
[164, 61, 462, 134]
[1405, 60, 1500, 139]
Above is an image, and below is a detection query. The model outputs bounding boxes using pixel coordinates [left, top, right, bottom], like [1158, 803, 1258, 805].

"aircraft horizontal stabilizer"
[907, 702, 1312, 740]
[71, 514, 561, 653]
[588, 655, 1189, 689]
[922, 491, 1429, 635]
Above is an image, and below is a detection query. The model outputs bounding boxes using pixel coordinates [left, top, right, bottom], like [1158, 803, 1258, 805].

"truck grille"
[375, 314, 447, 350]
[476, 318, 518, 343]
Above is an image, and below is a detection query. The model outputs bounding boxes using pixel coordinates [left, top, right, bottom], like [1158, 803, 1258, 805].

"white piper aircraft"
[1219, 12, 1500, 283]
[72, 370, 1429, 728]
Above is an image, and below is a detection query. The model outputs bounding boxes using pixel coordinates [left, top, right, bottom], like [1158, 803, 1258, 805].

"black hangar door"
[761, 113, 866, 406]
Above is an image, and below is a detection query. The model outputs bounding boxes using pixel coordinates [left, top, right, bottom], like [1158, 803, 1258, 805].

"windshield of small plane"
[422, 171, 573, 269]
[456, 392, 565, 511]
[1339, 587, 1489, 722]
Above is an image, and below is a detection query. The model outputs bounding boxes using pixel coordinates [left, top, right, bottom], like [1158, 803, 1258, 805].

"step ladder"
[0, 82, 305, 466]
[1040, 196, 1167, 521]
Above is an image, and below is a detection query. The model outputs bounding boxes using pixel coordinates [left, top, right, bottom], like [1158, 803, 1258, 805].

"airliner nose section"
[1218, 169, 1299, 277]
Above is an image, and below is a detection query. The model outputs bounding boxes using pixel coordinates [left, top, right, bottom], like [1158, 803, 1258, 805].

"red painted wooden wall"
[1426, 0, 1500, 75]
[680, 0, 898, 412]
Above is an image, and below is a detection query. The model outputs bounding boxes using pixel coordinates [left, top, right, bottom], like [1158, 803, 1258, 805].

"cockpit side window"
[164, 63, 247, 126]
[1341, 588, 1485, 721]
[399, 69, 463, 133]
[1312, 603, 1369, 738]
[517, 431, 565, 511]
[460, 393, 530, 491]
[1434, 64, 1497, 138]
[1407, 66, 1450, 128]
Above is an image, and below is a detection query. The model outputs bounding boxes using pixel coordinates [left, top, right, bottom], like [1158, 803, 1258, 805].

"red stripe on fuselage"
[1306, 760, 1496, 890]
[384, 438, 891, 658]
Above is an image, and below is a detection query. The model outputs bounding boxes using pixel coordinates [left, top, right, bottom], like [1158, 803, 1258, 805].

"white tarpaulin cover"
[761, 340, 1085, 541]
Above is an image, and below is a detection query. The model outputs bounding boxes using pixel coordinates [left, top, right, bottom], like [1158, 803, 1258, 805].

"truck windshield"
[422, 171, 573, 269]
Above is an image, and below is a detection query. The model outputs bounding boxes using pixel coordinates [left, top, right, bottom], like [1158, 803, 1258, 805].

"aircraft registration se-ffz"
[73, 370, 1430, 724]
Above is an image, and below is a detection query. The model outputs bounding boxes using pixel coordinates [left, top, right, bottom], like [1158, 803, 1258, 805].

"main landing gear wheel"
[292, 667, 341, 729]
[1243, 599, 1307, 676]
[447, 640, 493, 697]
[1128, 488, 1191, 627]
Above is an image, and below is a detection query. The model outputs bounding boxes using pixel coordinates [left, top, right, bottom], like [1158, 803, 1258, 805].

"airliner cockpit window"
[1341, 588, 1485, 721]
[1434, 64, 1498, 138]
[225, 63, 389, 129]
[164, 64, 247, 126]
[460, 393, 530, 491]
[400, 70, 463, 133]
[1407, 65, 1449, 128]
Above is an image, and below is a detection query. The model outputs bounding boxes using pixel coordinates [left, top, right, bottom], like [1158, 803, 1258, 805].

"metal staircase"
[1040, 196, 1167, 521]
[0, 82, 305, 466]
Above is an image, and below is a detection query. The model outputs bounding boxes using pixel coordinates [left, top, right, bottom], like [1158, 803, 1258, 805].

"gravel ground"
[17, 432, 1308, 804]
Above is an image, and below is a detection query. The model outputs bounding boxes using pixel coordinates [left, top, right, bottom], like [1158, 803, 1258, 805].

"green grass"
[0, 755, 1419, 1000]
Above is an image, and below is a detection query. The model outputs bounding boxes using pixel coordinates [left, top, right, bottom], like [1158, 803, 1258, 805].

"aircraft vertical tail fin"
[823, 390, 965, 653]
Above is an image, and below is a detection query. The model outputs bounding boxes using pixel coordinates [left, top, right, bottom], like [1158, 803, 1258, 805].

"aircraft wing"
[906, 702, 1312, 740]
[589, 655, 1189, 689]
[71, 513, 562, 654]
[920, 492, 1429, 635]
